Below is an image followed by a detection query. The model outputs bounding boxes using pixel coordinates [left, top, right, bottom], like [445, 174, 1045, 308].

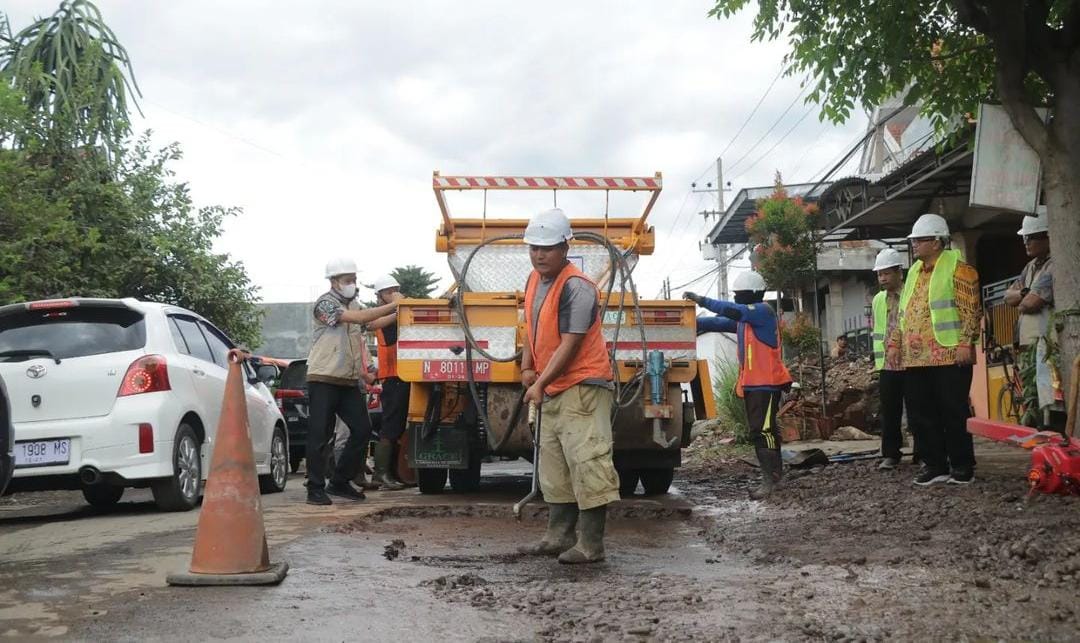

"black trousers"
[879, 369, 905, 460]
[306, 381, 372, 489]
[379, 377, 411, 441]
[744, 389, 783, 452]
[904, 366, 975, 472]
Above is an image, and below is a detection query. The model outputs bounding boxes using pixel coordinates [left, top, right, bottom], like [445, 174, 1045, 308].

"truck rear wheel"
[417, 468, 448, 494]
[639, 468, 674, 495]
[448, 457, 482, 493]
[617, 468, 640, 497]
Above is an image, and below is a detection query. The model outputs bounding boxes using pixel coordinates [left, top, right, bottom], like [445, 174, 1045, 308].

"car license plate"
[422, 359, 492, 382]
[14, 439, 71, 468]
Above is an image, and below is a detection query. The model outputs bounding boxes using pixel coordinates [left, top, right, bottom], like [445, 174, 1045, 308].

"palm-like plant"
[0, 0, 140, 157]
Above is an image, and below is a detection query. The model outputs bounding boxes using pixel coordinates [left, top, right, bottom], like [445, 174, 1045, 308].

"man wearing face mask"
[685, 270, 793, 499]
[304, 258, 399, 506]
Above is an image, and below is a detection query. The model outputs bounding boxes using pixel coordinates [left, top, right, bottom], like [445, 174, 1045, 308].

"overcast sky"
[7, 1, 867, 303]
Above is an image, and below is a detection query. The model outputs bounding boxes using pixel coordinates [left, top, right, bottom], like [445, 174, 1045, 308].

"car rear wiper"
[0, 349, 62, 364]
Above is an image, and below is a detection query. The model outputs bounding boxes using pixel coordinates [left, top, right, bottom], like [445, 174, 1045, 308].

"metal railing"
[982, 275, 1020, 360]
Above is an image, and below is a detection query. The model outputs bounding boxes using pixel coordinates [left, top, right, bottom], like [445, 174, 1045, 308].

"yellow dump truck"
[395, 172, 716, 494]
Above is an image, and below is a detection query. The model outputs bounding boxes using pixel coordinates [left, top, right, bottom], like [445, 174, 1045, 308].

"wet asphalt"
[0, 462, 730, 641]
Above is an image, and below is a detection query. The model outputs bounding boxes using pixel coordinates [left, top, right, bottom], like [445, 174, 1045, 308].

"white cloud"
[5, 0, 867, 302]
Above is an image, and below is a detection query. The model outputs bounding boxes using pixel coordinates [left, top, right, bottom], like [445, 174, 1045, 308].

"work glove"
[683, 291, 702, 305]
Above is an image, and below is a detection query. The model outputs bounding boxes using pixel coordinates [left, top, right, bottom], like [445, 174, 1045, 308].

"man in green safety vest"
[892, 214, 981, 486]
[872, 247, 918, 470]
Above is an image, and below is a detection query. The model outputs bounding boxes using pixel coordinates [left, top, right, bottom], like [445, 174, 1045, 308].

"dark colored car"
[276, 360, 310, 473]
[0, 373, 12, 496]
[275, 358, 382, 473]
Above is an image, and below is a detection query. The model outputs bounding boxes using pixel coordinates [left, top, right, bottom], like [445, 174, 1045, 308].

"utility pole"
[694, 157, 730, 299]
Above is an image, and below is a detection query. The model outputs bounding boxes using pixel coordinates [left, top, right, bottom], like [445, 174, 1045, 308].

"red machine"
[967, 355, 1080, 495]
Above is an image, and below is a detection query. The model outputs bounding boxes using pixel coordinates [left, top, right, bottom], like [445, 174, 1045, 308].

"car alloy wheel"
[271, 432, 288, 488]
[177, 434, 200, 503]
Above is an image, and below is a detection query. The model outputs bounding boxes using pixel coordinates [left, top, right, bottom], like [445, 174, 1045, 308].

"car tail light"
[118, 355, 171, 397]
[139, 423, 154, 453]
[28, 299, 77, 310]
[274, 388, 304, 412]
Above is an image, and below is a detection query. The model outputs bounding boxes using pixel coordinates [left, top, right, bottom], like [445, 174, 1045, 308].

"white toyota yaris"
[0, 298, 289, 511]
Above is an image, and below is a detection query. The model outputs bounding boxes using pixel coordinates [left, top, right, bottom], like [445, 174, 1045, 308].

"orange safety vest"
[376, 326, 398, 380]
[524, 262, 613, 396]
[736, 321, 792, 398]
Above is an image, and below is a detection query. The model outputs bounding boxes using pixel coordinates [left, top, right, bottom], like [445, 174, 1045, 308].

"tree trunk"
[1036, 63, 1080, 404]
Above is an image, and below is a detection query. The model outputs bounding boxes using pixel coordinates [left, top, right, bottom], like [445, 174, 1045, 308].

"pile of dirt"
[781, 355, 881, 439]
[682, 453, 1080, 610]
[425, 572, 720, 640]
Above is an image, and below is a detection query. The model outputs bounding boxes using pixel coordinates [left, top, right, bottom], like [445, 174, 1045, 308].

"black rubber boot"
[750, 448, 783, 500]
[558, 505, 607, 564]
[373, 440, 405, 491]
[518, 503, 578, 556]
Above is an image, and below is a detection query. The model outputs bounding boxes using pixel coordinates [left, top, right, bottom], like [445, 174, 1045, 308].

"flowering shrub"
[743, 173, 820, 295]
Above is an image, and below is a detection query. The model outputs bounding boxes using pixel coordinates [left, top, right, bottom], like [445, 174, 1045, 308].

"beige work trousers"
[538, 384, 620, 510]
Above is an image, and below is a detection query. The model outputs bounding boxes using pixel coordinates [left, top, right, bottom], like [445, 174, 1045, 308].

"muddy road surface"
[2, 445, 1078, 641]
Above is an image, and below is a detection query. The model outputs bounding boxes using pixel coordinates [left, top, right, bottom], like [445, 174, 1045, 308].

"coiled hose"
[448, 231, 652, 452]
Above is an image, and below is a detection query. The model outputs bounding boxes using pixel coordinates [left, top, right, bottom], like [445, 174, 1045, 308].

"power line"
[690, 64, 786, 187]
[654, 192, 706, 279]
[728, 104, 816, 184]
[713, 67, 786, 164]
[789, 120, 833, 179]
[725, 84, 808, 176]
[144, 99, 289, 159]
[670, 265, 721, 291]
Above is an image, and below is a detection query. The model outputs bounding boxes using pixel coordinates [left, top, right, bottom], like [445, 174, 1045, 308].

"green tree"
[710, 0, 1080, 392]
[744, 174, 820, 298]
[0, 2, 262, 348]
[391, 265, 440, 299]
[0, 111, 263, 345]
[1, 0, 140, 160]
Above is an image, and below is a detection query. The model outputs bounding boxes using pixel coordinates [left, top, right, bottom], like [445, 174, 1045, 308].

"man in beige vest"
[1004, 207, 1056, 428]
[305, 257, 398, 506]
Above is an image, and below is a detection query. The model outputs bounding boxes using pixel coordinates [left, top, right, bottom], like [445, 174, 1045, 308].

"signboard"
[969, 103, 1048, 214]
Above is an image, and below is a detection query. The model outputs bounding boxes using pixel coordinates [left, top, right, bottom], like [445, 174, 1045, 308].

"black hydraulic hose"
[574, 231, 649, 409]
[493, 388, 529, 452]
[454, 234, 525, 363]
[421, 383, 444, 441]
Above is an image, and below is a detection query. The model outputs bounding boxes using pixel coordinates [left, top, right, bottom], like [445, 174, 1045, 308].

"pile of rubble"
[779, 355, 880, 441]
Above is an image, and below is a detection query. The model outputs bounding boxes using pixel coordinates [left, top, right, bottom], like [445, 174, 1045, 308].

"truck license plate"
[14, 439, 71, 468]
[422, 359, 492, 382]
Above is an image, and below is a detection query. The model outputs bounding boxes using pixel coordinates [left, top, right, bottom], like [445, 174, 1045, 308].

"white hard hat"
[371, 274, 400, 292]
[908, 213, 950, 239]
[325, 257, 358, 279]
[523, 208, 573, 246]
[1017, 207, 1049, 236]
[873, 248, 904, 271]
[732, 270, 767, 292]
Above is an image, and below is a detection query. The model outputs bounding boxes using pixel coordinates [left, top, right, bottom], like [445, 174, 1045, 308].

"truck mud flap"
[409, 423, 470, 470]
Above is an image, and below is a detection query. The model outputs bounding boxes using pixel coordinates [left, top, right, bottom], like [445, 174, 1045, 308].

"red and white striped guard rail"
[433, 175, 662, 191]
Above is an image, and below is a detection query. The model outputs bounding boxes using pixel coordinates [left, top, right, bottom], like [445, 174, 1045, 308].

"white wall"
[697, 331, 737, 367]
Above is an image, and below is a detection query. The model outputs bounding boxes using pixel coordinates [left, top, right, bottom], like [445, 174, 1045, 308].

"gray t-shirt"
[530, 275, 599, 336]
[530, 273, 613, 389]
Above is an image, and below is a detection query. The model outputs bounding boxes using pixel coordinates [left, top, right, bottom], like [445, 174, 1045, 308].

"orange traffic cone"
[167, 349, 288, 586]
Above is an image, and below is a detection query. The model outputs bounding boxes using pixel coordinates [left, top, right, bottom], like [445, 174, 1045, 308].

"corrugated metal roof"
[705, 182, 832, 245]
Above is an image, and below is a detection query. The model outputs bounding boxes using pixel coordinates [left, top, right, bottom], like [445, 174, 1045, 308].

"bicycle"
[987, 341, 1027, 424]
